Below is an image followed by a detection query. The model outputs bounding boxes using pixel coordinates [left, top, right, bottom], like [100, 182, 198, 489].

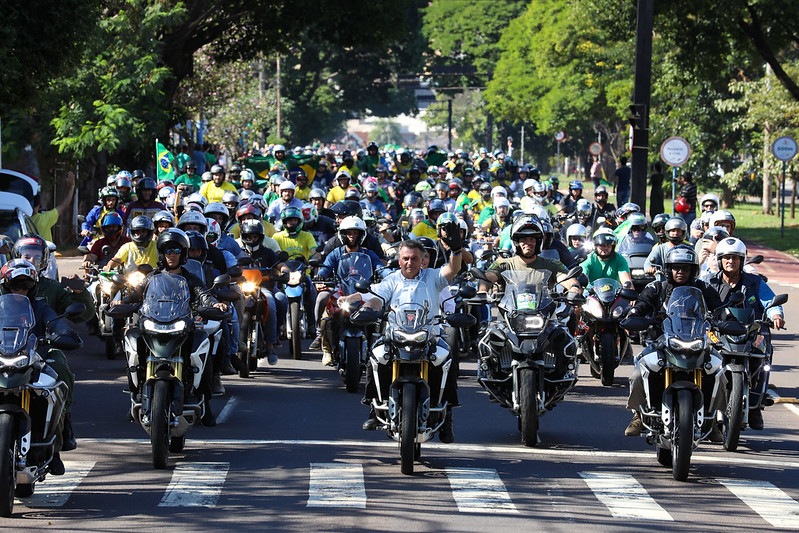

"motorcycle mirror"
[746, 254, 764, 265]
[564, 265, 583, 280]
[458, 284, 477, 299]
[276, 251, 290, 263]
[621, 316, 653, 332]
[768, 293, 789, 308]
[62, 303, 86, 320]
[387, 258, 399, 269]
[446, 312, 477, 329]
[101, 245, 112, 257]
[213, 274, 232, 287]
[227, 266, 243, 279]
[717, 320, 748, 336]
[354, 280, 371, 294]
[619, 288, 638, 301]
[308, 258, 321, 269]
[566, 291, 586, 305]
[137, 264, 154, 275]
[106, 303, 138, 318]
[237, 256, 253, 266]
[111, 274, 126, 286]
[470, 267, 489, 282]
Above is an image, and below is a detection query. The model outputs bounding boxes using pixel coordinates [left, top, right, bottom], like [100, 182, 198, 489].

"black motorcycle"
[621, 242, 656, 293]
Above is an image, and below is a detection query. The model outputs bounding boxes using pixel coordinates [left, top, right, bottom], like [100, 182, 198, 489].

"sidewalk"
[743, 240, 799, 286]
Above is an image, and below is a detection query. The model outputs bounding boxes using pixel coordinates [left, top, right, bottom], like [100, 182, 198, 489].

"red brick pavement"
[743, 240, 799, 286]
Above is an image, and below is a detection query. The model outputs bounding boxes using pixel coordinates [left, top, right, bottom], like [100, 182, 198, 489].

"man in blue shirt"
[614, 156, 631, 206]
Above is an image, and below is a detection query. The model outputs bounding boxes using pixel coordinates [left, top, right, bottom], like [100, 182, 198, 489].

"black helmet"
[403, 192, 423, 209]
[510, 214, 544, 256]
[185, 160, 197, 170]
[129, 215, 155, 245]
[135, 177, 157, 199]
[664, 244, 699, 284]
[185, 230, 209, 263]
[131, 169, 145, 180]
[156, 228, 190, 268]
[240, 219, 265, 252]
[414, 236, 438, 266]
[331, 200, 363, 219]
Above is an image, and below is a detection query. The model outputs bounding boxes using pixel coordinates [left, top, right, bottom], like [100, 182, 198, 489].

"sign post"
[772, 136, 798, 238]
[555, 131, 565, 175]
[659, 137, 692, 215]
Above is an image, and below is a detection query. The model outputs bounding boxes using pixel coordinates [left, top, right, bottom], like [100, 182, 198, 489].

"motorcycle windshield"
[337, 252, 373, 295]
[728, 307, 754, 324]
[663, 286, 708, 342]
[388, 280, 432, 332]
[0, 294, 35, 355]
[500, 270, 553, 313]
[590, 278, 622, 304]
[141, 274, 192, 322]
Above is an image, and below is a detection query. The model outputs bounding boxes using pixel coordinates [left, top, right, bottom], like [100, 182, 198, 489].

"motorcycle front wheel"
[0, 413, 15, 516]
[151, 380, 171, 469]
[400, 382, 417, 475]
[599, 332, 617, 386]
[672, 389, 693, 481]
[290, 301, 302, 360]
[343, 337, 361, 393]
[724, 372, 745, 452]
[104, 336, 116, 360]
[519, 368, 539, 447]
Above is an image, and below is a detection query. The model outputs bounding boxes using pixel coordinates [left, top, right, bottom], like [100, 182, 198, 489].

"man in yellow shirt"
[325, 170, 351, 206]
[411, 199, 446, 239]
[32, 170, 76, 243]
[105, 216, 157, 270]
[294, 169, 311, 200]
[199, 164, 238, 204]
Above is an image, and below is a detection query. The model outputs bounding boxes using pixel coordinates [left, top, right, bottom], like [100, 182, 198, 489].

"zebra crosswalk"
[13, 460, 799, 528]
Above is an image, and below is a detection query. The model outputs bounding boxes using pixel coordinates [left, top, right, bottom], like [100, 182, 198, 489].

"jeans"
[616, 188, 630, 206]
[273, 289, 288, 334]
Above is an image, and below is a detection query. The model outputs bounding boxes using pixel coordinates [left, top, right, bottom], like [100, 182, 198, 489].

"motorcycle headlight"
[583, 297, 603, 318]
[288, 271, 302, 286]
[143, 319, 188, 334]
[631, 268, 646, 278]
[100, 278, 115, 296]
[128, 271, 146, 287]
[667, 337, 704, 352]
[241, 282, 257, 293]
[341, 300, 360, 315]
[611, 305, 626, 319]
[392, 330, 429, 346]
[510, 314, 545, 333]
[0, 354, 29, 369]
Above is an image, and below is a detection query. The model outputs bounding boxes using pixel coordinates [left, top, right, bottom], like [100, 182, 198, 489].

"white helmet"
[566, 223, 588, 246]
[279, 180, 296, 192]
[206, 218, 221, 246]
[494, 197, 510, 209]
[186, 192, 208, 210]
[527, 205, 549, 221]
[523, 178, 537, 192]
[710, 209, 736, 230]
[273, 144, 286, 152]
[491, 186, 507, 199]
[239, 168, 255, 182]
[177, 210, 208, 234]
[715, 237, 746, 270]
[337, 216, 366, 246]
[700, 193, 720, 210]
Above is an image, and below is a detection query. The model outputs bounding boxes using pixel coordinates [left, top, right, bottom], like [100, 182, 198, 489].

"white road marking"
[579, 472, 672, 521]
[768, 390, 799, 419]
[446, 467, 518, 514]
[17, 461, 95, 507]
[216, 396, 238, 425]
[718, 478, 799, 529]
[158, 462, 229, 507]
[307, 463, 366, 508]
[81, 439, 799, 470]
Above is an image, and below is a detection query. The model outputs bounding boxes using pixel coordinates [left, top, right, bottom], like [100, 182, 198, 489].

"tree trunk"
[763, 119, 772, 214]
[791, 173, 796, 219]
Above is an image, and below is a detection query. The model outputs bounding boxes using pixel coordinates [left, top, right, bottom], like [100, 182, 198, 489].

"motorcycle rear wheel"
[519, 368, 539, 447]
[672, 389, 693, 481]
[724, 372, 745, 452]
[0, 413, 15, 516]
[151, 380, 171, 469]
[400, 382, 417, 475]
[343, 337, 361, 393]
[599, 333, 617, 386]
[290, 301, 302, 360]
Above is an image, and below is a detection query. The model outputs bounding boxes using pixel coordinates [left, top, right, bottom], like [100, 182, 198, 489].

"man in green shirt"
[580, 229, 633, 286]
[175, 160, 201, 194]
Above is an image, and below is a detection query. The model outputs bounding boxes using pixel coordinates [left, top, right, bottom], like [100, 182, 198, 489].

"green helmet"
[281, 206, 304, 237]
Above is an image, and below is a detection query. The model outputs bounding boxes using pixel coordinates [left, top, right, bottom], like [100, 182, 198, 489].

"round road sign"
[660, 136, 691, 167]
[554, 131, 565, 142]
[772, 136, 798, 161]
[588, 142, 603, 156]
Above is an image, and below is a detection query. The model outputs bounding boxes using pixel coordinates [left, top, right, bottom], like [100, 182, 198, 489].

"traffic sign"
[588, 142, 603, 156]
[554, 131, 565, 142]
[772, 136, 798, 161]
[660, 137, 691, 166]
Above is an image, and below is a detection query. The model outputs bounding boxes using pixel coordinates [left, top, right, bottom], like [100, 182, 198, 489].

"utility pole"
[447, 99, 453, 151]
[276, 55, 282, 140]
[629, 0, 654, 210]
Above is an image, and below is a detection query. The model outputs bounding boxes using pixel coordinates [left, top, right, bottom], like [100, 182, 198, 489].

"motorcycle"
[622, 287, 745, 481]
[441, 274, 479, 362]
[108, 273, 229, 469]
[579, 278, 637, 385]
[621, 242, 656, 293]
[282, 257, 310, 360]
[0, 295, 83, 516]
[352, 280, 475, 475]
[714, 293, 788, 451]
[472, 267, 584, 446]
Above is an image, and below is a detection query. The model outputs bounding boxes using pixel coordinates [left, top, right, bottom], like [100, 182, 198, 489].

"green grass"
[726, 201, 799, 256]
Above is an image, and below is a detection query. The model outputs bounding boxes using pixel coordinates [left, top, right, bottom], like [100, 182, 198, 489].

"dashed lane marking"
[307, 463, 366, 508]
[580, 471, 672, 521]
[158, 462, 229, 507]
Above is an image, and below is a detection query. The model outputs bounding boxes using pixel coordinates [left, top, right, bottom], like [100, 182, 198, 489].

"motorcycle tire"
[169, 435, 185, 453]
[343, 337, 361, 393]
[672, 389, 693, 481]
[519, 368, 539, 447]
[104, 336, 116, 360]
[400, 382, 417, 475]
[0, 413, 15, 516]
[151, 380, 171, 469]
[656, 446, 672, 467]
[600, 333, 617, 386]
[724, 372, 745, 452]
[290, 301, 302, 360]
[239, 313, 251, 378]
[249, 324, 259, 372]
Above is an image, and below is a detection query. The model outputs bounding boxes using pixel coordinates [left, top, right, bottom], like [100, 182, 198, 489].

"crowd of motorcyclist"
[6, 141, 788, 476]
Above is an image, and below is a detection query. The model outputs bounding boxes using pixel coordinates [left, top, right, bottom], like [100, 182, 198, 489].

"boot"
[708, 421, 724, 442]
[309, 335, 322, 351]
[749, 408, 764, 430]
[362, 407, 378, 431]
[201, 399, 216, 427]
[625, 412, 643, 436]
[221, 361, 237, 375]
[61, 413, 77, 451]
[211, 372, 225, 396]
[50, 452, 65, 476]
[439, 408, 454, 443]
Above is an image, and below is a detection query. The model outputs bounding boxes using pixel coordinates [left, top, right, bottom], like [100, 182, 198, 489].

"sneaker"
[362, 408, 378, 431]
[708, 422, 723, 442]
[201, 404, 217, 427]
[221, 362, 237, 376]
[309, 335, 322, 351]
[749, 408, 764, 430]
[439, 409, 454, 443]
[50, 452, 65, 476]
[267, 351, 279, 366]
[321, 351, 334, 367]
[61, 413, 77, 452]
[625, 412, 643, 436]
[211, 373, 225, 396]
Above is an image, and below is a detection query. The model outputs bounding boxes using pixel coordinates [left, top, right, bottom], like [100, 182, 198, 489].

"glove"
[441, 222, 463, 252]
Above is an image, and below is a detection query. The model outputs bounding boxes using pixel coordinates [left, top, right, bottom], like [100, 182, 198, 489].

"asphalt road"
[5, 256, 799, 530]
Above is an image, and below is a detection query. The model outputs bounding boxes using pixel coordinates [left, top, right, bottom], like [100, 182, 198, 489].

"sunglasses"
[164, 248, 183, 256]
[671, 265, 691, 272]
[702, 203, 716, 209]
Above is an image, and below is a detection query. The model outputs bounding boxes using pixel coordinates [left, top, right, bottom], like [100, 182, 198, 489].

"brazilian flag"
[156, 142, 175, 181]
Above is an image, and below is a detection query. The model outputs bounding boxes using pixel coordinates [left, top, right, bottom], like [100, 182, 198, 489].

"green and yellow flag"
[156, 141, 175, 181]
